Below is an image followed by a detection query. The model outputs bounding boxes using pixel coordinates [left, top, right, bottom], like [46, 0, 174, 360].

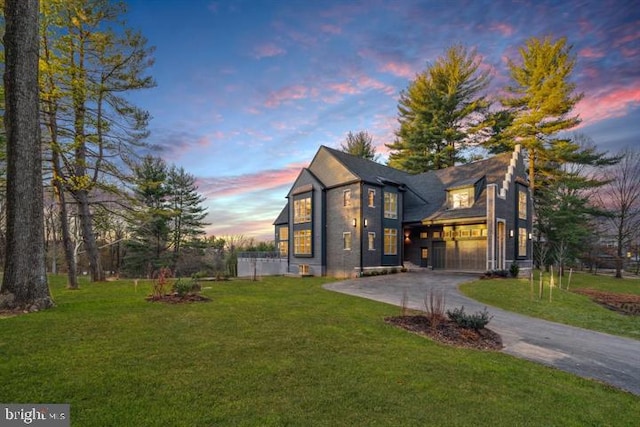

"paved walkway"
[324, 270, 640, 396]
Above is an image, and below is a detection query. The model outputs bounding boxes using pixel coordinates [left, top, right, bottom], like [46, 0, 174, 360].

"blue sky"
[123, 0, 640, 241]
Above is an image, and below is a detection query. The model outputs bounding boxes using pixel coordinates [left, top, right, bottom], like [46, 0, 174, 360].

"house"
[274, 145, 533, 277]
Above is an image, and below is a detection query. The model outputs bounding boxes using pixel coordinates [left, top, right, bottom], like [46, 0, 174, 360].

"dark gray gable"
[273, 203, 288, 225]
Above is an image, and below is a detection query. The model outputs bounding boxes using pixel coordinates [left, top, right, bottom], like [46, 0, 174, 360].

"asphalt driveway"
[324, 270, 640, 396]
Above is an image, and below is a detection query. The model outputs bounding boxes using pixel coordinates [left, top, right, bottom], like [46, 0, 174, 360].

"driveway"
[324, 270, 640, 396]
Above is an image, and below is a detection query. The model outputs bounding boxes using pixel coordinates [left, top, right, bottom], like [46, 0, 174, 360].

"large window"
[343, 232, 352, 250]
[294, 230, 311, 255]
[518, 190, 527, 220]
[384, 228, 397, 255]
[293, 196, 311, 224]
[518, 228, 528, 257]
[449, 188, 472, 208]
[384, 192, 398, 219]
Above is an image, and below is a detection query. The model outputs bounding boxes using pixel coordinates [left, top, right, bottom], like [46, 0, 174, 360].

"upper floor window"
[449, 188, 472, 209]
[343, 189, 352, 207]
[384, 192, 398, 219]
[293, 196, 311, 224]
[368, 189, 376, 207]
[518, 190, 527, 220]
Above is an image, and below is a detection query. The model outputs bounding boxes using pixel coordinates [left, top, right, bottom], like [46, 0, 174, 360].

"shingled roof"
[276, 146, 519, 226]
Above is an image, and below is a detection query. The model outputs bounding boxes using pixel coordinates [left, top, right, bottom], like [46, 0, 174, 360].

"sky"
[123, 0, 640, 242]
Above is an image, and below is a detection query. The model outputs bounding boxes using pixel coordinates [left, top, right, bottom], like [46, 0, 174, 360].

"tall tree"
[39, 0, 155, 282]
[1, 0, 54, 310]
[498, 36, 583, 195]
[595, 148, 640, 278]
[167, 166, 208, 258]
[340, 131, 378, 161]
[387, 44, 490, 173]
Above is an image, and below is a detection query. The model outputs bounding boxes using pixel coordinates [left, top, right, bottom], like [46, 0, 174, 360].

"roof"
[275, 146, 522, 226]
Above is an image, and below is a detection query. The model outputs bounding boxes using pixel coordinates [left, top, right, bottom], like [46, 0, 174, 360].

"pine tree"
[340, 131, 378, 161]
[123, 156, 172, 277]
[167, 166, 209, 264]
[499, 36, 583, 195]
[1, 0, 54, 310]
[387, 45, 490, 173]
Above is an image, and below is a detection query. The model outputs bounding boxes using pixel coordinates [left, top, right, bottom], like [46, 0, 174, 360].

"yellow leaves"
[53, 173, 93, 192]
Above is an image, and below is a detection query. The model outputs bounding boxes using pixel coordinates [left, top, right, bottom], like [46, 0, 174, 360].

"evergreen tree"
[39, 0, 155, 282]
[1, 0, 54, 310]
[167, 165, 209, 269]
[123, 156, 171, 277]
[387, 45, 490, 173]
[340, 131, 378, 161]
[498, 36, 583, 194]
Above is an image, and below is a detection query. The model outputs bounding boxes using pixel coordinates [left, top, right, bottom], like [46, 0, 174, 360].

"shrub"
[172, 279, 192, 297]
[509, 262, 520, 278]
[424, 287, 446, 327]
[151, 267, 172, 297]
[446, 306, 493, 331]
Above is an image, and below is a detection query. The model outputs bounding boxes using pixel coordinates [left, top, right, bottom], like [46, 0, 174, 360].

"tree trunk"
[75, 189, 104, 282]
[55, 179, 79, 289]
[1, 0, 54, 310]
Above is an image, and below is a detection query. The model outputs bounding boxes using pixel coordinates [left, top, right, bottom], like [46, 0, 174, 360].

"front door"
[432, 242, 445, 269]
[420, 247, 429, 267]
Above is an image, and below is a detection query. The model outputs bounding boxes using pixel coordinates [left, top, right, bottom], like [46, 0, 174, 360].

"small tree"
[340, 131, 378, 161]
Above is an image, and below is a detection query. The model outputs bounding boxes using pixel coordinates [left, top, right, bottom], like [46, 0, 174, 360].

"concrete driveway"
[324, 270, 640, 396]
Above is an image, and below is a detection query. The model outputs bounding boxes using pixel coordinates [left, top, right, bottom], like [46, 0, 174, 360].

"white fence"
[237, 252, 288, 277]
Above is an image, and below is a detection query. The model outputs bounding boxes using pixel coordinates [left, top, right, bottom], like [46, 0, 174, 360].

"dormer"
[446, 177, 485, 209]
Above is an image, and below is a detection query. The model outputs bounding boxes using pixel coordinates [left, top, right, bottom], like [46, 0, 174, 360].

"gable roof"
[275, 145, 524, 226]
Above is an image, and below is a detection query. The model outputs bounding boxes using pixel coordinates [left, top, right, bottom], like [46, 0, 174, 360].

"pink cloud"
[488, 22, 515, 37]
[264, 85, 309, 107]
[579, 47, 605, 59]
[320, 24, 342, 35]
[380, 61, 415, 79]
[328, 82, 359, 95]
[253, 43, 286, 59]
[197, 163, 307, 198]
[576, 86, 640, 125]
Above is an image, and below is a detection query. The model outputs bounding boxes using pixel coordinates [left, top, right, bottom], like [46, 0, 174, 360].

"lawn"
[460, 271, 640, 340]
[0, 275, 638, 426]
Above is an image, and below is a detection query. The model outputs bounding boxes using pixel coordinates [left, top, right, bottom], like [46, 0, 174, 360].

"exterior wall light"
[352, 218, 357, 227]
[364, 218, 368, 228]
[509, 230, 514, 238]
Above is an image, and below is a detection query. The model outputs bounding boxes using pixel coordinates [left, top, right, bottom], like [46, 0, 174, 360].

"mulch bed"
[146, 293, 211, 304]
[572, 288, 640, 316]
[385, 315, 503, 351]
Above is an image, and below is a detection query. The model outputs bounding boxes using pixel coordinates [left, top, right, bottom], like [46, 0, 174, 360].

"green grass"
[0, 275, 638, 426]
[460, 271, 640, 340]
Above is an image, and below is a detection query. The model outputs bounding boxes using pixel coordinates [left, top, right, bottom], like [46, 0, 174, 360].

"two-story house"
[274, 145, 533, 277]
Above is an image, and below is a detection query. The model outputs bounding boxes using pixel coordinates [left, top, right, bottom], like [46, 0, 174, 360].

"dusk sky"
[124, 0, 640, 242]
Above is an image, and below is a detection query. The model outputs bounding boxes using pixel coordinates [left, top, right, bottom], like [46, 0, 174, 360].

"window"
[384, 192, 398, 219]
[278, 241, 288, 257]
[384, 228, 397, 255]
[368, 189, 376, 207]
[293, 196, 311, 224]
[518, 190, 527, 220]
[518, 228, 528, 257]
[343, 189, 351, 207]
[294, 230, 311, 255]
[368, 232, 376, 251]
[419, 232, 428, 239]
[449, 188, 472, 208]
[343, 232, 352, 250]
[278, 227, 288, 257]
